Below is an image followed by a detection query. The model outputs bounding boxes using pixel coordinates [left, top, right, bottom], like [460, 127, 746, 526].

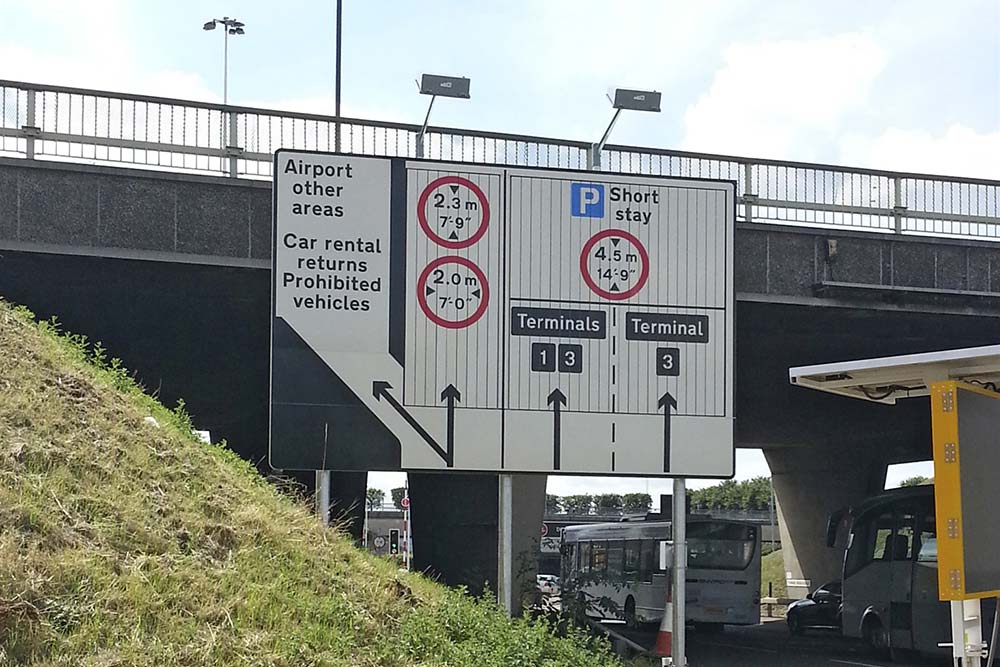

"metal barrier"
[2, 79, 998, 239]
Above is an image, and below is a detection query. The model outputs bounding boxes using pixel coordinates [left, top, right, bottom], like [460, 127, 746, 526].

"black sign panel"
[510, 306, 607, 339]
[625, 312, 709, 343]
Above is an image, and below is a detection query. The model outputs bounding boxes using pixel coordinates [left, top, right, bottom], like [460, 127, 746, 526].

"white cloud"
[844, 124, 1000, 179]
[681, 33, 888, 159]
[1, 0, 214, 102]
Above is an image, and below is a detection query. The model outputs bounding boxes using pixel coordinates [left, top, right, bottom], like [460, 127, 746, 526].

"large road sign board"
[270, 150, 735, 477]
[930, 381, 1000, 601]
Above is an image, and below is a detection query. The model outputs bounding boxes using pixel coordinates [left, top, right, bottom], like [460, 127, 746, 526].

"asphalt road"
[611, 619, 951, 667]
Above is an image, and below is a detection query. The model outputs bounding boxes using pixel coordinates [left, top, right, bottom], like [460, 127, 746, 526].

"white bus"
[829, 484, 996, 659]
[560, 517, 761, 629]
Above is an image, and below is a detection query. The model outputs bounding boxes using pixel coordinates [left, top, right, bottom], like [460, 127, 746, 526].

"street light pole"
[223, 21, 229, 105]
[203, 16, 245, 106]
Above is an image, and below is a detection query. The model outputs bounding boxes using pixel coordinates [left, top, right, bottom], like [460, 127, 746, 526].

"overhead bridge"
[3, 79, 1000, 600]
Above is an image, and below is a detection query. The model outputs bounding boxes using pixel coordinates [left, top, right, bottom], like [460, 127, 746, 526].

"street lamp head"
[612, 87, 662, 113]
[419, 73, 471, 100]
[202, 20, 217, 30]
[229, 27, 245, 35]
[231, 20, 245, 28]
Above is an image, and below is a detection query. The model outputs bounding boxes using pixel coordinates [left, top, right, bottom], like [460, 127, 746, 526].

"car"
[787, 581, 842, 635]
[536, 574, 560, 596]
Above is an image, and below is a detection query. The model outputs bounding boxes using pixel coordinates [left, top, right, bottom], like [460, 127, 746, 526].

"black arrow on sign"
[448, 231, 459, 240]
[611, 237, 621, 247]
[373, 381, 449, 466]
[610, 283, 621, 292]
[440, 384, 461, 468]
[471, 288, 481, 298]
[658, 391, 678, 473]
[449, 184, 459, 194]
[547, 388, 567, 471]
[425, 285, 435, 296]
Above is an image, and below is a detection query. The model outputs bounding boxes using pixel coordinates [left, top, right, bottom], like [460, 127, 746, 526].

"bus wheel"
[863, 616, 889, 657]
[624, 597, 638, 629]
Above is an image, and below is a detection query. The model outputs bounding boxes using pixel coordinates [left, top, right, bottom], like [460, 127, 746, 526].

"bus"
[560, 517, 761, 628]
[828, 484, 995, 658]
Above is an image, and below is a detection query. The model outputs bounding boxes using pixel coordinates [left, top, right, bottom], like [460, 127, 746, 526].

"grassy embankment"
[0, 299, 619, 667]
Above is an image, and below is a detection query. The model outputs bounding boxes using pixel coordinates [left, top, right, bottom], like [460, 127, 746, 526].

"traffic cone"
[652, 581, 673, 659]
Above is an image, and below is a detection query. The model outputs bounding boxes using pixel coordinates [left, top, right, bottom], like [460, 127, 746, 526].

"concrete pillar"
[329, 471, 368, 544]
[506, 474, 547, 614]
[764, 446, 887, 599]
[408, 472, 546, 611]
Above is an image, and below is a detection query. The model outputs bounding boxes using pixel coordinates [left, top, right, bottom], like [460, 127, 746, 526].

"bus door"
[910, 500, 950, 654]
[888, 504, 917, 650]
[843, 509, 894, 638]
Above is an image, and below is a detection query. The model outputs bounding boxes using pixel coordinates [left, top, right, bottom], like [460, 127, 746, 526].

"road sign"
[930, 381, 1000, 601]
[400, 496, 410, 509]
[373, 535, 386, 548]
[270, 150, 735, 477]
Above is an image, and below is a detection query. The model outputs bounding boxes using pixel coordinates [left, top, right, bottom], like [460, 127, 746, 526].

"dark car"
[787, 581, 842, 635]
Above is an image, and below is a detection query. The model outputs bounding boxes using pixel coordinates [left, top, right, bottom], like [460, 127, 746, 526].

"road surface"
[609, 619, 948, 666]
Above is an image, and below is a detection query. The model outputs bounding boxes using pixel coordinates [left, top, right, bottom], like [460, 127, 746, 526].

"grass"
[0, 298, 619, 667]
[761, 549, 787, 599]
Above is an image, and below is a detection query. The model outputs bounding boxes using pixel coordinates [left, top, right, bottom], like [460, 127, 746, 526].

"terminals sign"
[270, 150, 735, 478]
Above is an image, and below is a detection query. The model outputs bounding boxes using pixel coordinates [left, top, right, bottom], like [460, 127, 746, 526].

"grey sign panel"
[270, 151, 735, 477]
[419, 74, 471, 99]
[613, 88, 662, 112]
[956, 388, 1000, 596]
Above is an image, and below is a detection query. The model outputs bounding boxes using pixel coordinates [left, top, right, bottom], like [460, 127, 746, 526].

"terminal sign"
[270, 151, 735, 478]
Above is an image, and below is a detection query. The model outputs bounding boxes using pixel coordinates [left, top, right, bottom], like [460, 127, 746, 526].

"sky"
[3, 0, 997, 498]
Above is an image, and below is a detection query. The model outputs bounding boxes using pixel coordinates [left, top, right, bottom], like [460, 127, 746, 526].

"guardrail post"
[227, 110, 238, 178]
[742, 162, 754, 223]
[892, 176, 905, 234]
[23, 88, 38, 159]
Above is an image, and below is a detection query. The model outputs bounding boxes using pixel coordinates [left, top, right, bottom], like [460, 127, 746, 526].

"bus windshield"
[686, 522, 756, 570]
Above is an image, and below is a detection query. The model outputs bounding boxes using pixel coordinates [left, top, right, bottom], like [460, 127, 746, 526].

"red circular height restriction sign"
[417, 256, 490, 329]
[579, 228, 650, 300]
[417, 175, 491, 249]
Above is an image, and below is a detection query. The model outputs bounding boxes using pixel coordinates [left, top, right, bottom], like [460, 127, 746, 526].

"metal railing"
[2, 79, 999, 240]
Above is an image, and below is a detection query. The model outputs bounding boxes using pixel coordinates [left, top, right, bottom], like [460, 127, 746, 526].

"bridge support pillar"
[764, 446, 887, 599]
[409, 472, 545, 613]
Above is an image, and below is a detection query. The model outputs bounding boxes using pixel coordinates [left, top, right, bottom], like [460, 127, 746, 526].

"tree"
[594, 494, 624, 515]
[545, 494, 563, 514]
[900, 476, 933, 487]
[623, 493, 652, 514]
[562, 494, 593, 516]
[390, 487, 407, 510]
[366, 488, 385, 511]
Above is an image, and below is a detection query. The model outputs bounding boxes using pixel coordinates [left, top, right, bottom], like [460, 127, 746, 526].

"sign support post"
[671, 478, 687, 667]
[315, 470, 330, 526]
[498, 473, 515, 613]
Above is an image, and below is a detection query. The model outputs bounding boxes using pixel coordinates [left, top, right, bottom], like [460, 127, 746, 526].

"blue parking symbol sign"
[571, 183, 605, 218]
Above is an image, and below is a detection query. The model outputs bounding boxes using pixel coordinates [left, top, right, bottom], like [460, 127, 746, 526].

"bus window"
[562, 543, 576, 576]
[624, 540, 640, 580]
[847, 510, 893, 576]
[893, 507, 916, 561]
[640, 540, 656, 583]
[917, 510, 937, 563]
[607, 540, 624, 584]
[873, 512, 894, 561]
[592, 541, 608, 581]
[579, 541, 592, 575]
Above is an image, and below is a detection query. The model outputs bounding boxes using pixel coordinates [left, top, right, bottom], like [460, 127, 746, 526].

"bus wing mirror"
[826, 509, 846, 548]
